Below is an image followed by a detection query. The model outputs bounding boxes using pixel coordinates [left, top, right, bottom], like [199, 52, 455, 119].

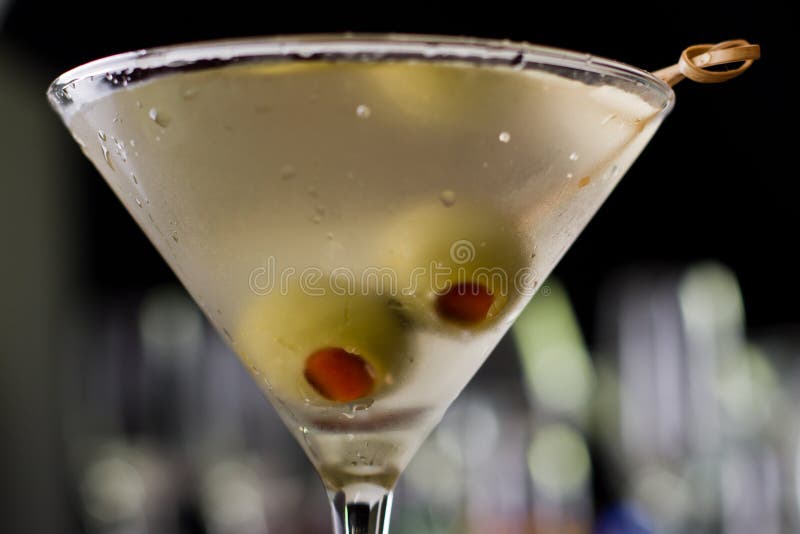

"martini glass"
[50, 34, 687, 533]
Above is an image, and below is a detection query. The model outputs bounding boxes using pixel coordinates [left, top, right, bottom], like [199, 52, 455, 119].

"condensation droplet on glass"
[148, 107, 170, 127]
[569, 152, 580, 161]
[601, 113, 616, 125]
[511, 52, 525, 70]
[182, 87, 199, 100]
[135, 197, 142, 208]
[101, 145, 115, 171]
[72, 134, 86, 149]
[326, 232, 334, 240]
[353, 399, 373, 412]
[604, 164, 619, 181]
[311, 213, 323, 224]
[129, 139, 136, 148]
[280, 164, 297, 180]
[170, 232, 179, 243]
[315, 205, 326, 216]
[112, 115, 122, 124]
[498, 131, 511, 143]
[439, 189, 456, 207]
[97, 129, 107, 142]
[222, 328, 233, 342]
[355, 104, 371, 119]
[135, 100, 142, 109]
[566, 172, 574, 179]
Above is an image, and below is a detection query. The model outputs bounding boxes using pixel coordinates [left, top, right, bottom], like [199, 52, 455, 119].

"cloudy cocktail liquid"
[59, 59, 660, 489]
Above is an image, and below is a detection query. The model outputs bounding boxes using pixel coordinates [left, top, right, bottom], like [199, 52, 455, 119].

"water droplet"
[439, 189, 456, 207]
[309, 208, 326, 224]
[182, 87, 199, 100]
[566, 172, 574, 179]
[72, 134, 86, 149]
[280, 164, 297, 180]
[129, 139, 136, 148]
[353, 399, 373, 412]
[498, 131, 511, 143]
[97, 129, 107, 141]
[148, 107, 170, 127]
[135, 100, 142, 109]
[482, 161, 489, 168]
[601, 113, 616, 125]
[603, 164, 619, 181]
[569, 152, 580, 161]
[112, 115, 122, 124]
[135, 197, 142, 208]
[326, 232, 334, 240]
[355, 104, 371, 119]
[101, 146, 115, 170]
[170, 232, 179, 243]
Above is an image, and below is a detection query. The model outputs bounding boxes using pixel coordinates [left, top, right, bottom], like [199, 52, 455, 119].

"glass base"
[328, 483, 393, 534]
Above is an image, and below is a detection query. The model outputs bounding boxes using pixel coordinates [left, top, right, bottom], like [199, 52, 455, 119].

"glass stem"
[328, 483, 393, 534]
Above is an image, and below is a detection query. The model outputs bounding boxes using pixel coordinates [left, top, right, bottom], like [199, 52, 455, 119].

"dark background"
[3, 0, 796, 334]
[0, 1, 796, 532]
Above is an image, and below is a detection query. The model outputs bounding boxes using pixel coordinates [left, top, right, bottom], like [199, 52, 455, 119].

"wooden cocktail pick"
[654, 39, 761, 86]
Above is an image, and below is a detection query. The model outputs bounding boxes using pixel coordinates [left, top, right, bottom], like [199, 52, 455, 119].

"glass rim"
[48, 33, 675, 116]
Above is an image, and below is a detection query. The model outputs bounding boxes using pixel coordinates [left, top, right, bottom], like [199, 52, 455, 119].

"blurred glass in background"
[5, 262, 795, 533]
[0, 1, 796, 532]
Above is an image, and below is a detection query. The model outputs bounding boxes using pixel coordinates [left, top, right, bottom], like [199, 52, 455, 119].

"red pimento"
[304, 347, 375, 402]
[435, 282, 494, 325]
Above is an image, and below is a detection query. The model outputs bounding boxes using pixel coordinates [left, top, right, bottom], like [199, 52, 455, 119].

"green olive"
[376, 199, 527, 328]
[235, 278, 408, 405]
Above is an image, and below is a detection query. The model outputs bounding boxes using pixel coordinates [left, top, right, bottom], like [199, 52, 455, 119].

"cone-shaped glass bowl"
[49, 34, 673, 533]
